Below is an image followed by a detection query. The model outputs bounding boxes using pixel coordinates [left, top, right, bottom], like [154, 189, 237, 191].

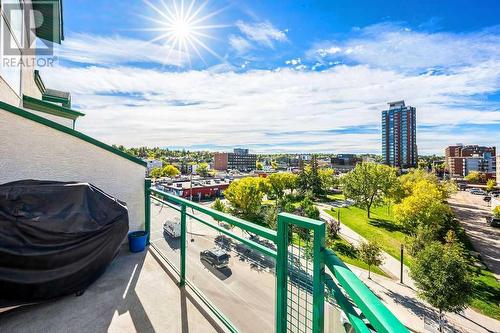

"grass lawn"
[323, 199, 500, 320]
[291, 233, 389, 278]
[324, 204, 410, 266]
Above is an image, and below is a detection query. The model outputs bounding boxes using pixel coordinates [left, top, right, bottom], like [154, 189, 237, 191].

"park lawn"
[291, 233, 389, 278]
[324, 203, 500, 319]
[326, 193, 344, 201]
[325, 205, 411, 266]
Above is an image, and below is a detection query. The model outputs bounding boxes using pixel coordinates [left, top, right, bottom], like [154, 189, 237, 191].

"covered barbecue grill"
[0, 180, 129, 307]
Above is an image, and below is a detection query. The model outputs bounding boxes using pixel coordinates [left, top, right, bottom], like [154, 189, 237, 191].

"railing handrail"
[325, 249, 409, 333]
[150, 187, 277, 242]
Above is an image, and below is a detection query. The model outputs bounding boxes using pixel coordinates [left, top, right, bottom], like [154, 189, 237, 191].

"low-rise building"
[331, 154, 361, 171]
[160, 178, 231, 200]
[145, 159, 163, 172]
[214, 148, 257, 172]
[497, 156, 500, 186]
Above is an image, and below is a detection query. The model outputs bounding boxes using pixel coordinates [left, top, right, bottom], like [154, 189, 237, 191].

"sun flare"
[143, 0, 227, 66]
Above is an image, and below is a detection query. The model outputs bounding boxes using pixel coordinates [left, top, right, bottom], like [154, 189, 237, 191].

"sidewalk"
[318, 203, 500, 333]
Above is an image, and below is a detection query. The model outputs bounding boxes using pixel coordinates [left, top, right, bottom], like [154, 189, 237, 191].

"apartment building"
[381, 100, 417, 168]
[445, 144, 496, 178]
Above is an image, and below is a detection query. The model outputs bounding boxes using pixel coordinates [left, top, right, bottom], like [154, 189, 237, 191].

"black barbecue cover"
[0, 180, 129, 307]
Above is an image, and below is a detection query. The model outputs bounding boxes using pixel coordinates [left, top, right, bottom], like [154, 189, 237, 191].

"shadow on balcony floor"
[0, 246, 224, 333]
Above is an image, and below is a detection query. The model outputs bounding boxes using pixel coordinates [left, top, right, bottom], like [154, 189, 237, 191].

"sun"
[143, 0, 228, 66]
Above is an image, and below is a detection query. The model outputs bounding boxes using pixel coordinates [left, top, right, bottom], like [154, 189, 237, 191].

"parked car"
[163, 217, 181, 238]
[200, 248, 230, 269]
[486, 217, 500, 228]
[470, 189, 486, 195]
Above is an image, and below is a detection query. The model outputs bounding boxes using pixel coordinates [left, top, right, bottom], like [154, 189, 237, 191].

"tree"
[196, 162, 211, 177]
[341, 163, 398, 218]
[297, 155, 323, 197]
[358, 240, 383, 279]
[256, 161, 264, 170]
[465, 171, 485, 184]
[162, 164, 180, 177]
[318, 168, 337, 192]
[149, 167, 163, 179]
[271, 160, 278, 170]
[486, 179, 495, 193]
[410, 241, 473, 332]
[268, 172, 297, 207]
[394, 179, 454, 236]
[224, 177, 269, 220]
[493, 206, 500, 219]
[212, 198, 226, 214]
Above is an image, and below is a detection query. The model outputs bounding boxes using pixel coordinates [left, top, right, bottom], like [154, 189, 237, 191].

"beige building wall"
[0, 109, 146, 232]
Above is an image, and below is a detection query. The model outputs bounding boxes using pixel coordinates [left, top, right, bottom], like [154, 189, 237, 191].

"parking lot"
[448, 191, 500, 278]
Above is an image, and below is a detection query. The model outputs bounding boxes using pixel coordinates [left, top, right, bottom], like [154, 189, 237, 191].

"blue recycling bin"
[128, 231, 148, 253]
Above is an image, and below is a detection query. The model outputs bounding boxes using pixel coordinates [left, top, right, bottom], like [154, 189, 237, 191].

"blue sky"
[40, 0, 500, 154]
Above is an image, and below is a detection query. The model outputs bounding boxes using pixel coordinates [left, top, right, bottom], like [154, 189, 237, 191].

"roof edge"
[0, 100, 146, 167]
[23, 95, 83, 120]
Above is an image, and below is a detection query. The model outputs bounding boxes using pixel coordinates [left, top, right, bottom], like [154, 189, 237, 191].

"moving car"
[486, 217, 500, 228]
[200, 248, 230, 269]
[163, 217, 181, 238]
[470, 188, 486, 195]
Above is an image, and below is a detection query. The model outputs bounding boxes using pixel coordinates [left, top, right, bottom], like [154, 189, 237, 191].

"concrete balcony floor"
[0, 247, 224, 333]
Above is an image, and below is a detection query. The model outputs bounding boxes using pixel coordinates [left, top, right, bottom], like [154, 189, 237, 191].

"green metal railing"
[146, 183, 408, 333]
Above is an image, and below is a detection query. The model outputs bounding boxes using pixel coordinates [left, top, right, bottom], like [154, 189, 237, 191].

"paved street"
[448, 191, 500, 278]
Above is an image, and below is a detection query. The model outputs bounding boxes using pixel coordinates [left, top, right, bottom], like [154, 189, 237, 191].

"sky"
[40, 0, 500, 154]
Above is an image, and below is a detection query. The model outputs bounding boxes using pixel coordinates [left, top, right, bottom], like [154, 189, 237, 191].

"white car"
[163, 217, 181, 238]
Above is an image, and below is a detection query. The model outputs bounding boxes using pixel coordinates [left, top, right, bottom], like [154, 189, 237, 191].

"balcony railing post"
[275, 214, 288, 333]
[312, 222, 325, 333]
[180, 204, 187, 287]
[144, 178, 151, 244]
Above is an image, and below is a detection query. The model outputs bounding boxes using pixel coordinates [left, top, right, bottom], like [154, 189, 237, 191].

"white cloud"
[228, 35, 253, 54]
[40, 59, 500, 154]
[310, 23, 500, 72]
[285, 58, 301, 65]
[54, 33, 187, 67]
[235, 20, 287, 48]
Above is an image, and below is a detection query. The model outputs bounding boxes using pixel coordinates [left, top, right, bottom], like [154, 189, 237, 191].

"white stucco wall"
[0, 109, 146, 232]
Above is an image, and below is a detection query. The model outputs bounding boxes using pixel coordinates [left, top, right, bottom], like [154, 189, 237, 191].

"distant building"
[214, 148, 257, 172]
[161, 178, 230, 201]
[381, 101, 417, 168]
[497, 156, 500, 186]
[445, 144, 496, 178]
[331, 154, 361, 171]
[145, 159, 163, 172]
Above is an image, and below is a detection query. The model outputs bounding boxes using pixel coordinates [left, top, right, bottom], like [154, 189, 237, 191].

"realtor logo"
[1, 1, 59, 67]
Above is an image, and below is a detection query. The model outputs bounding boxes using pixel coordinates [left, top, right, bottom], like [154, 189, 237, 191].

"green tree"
[224, 177, 269, 220]
[410, 241, 473, 332]
[465, 171, 485, 184]
[486, 179, 495, 192]
[318, 168, 337, 192]
[212, 198, 226, 214]
[196, 162, 211, 177]
[149, 167, 163, 179]
[297, 155, 323, 196]
[341, 163, 398, 218]
[271, 160, 278, 170]
[394, 179, 454, 236]
[256, 161, 263, 170]
[268, 172, 297, 207]
[358, 240, 383, 279]
[493, 206, 500, 219]
[162, 164, 180, 177]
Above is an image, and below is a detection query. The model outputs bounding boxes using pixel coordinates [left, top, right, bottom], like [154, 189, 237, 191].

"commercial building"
[160, 178, 231, 200]
[381, 101, 417, 168]
[331, 154, 361, 171]
[214, 148, 257, 172]
[445, 144, 496, 178]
